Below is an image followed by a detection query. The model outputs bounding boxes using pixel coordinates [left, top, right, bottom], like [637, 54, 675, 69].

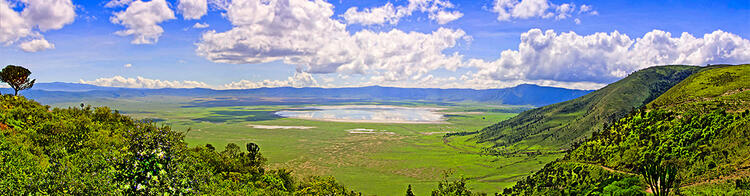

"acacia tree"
[0, 65, 36, 96]
[640, 159, 679, 196]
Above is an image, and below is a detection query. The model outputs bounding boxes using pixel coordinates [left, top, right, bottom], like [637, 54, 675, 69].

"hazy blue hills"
[2, 82, 591, 107]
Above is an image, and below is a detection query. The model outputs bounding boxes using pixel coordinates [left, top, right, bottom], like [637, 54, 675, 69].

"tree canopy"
[0, 65, 36, 96]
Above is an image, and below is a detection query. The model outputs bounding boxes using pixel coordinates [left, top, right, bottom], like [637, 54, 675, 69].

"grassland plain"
[51, 98, 550, 195]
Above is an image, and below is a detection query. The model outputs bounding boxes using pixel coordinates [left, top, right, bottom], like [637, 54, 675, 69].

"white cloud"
[104, 0, 133, 8]
[0, 0, 32, 44]
[554, 3, 573, 20]
[574, 18, 580, 24]
[208, 0, 229, 10]
[124, 63, 132, 68]
[18, 38, 54, 52]
[22, 0, 76, 31]
[342, 0, 462, 25]
[196, 0, 469, 82]
[468, 29, 750, 84]
[0, 0, 75, 52]
[491, 0, 593, 21]
[110, 0, 176, 44]
[222, 72, 319, 89]
[432, 10, 463, 24]
[192, 22, 209, 28]
[177, 0, 207, 20]
[80, 76, 210, 89]
[578, 4, 596, 15]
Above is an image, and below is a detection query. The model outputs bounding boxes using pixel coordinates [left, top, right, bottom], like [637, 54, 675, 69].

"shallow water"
[274, 105, 444, 123]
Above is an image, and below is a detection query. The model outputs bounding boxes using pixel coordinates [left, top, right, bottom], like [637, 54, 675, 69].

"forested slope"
[474, 65, 700, 149]
[503, 64, 750, 195]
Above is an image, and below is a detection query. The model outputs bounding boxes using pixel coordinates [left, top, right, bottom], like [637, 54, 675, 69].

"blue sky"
[1, 0, 749, 90]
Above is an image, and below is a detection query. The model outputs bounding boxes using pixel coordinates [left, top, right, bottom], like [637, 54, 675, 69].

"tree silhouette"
[246, 142, 260, 160]
[406, 184, 415, 196]
[0, 65, 36, 96]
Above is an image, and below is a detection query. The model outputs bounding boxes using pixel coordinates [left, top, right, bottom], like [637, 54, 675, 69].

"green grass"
[649, 64, 750, 111]
[49, 98, 549, 195]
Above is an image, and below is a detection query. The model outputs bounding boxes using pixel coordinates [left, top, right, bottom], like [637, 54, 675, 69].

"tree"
[0, 65, 35, 96]
[406, 184, 415, 196]
[640, 160, 678, 196]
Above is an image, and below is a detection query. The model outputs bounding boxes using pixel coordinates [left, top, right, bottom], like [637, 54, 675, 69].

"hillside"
[474, 65, 701, 149]
[503, 64, 750, 195]
[0, 95, 360, 195]
[3, 83, 591, 107]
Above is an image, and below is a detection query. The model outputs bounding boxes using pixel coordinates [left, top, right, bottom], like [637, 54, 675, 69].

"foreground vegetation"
[0, 95, 360, 195]
[503, 64, 750, 195]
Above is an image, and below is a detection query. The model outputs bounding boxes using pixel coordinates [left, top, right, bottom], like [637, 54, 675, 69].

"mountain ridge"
[473, 65, 702, 149]
[3, 82, 593, 107]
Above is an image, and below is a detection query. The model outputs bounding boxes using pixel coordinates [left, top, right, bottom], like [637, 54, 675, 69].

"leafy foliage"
[502, 161, 641, 195]
[430, 171, 485, 196]
[0, 95, 359, 195]
[0, 65, 36, 96]
[503, 64, 750, 195]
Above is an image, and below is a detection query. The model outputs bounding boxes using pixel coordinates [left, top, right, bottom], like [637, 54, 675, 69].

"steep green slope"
[649, 64, 750, 112]
[475, 65, 700, 149]
[503, 64, 750, 195]
[0, 95, 359, 195]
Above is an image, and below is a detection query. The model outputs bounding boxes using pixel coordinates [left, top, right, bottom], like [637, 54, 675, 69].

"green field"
[50, 97, 556, 195]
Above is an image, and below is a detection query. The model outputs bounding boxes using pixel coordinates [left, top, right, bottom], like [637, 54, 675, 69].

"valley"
[46, 97, 552, 195]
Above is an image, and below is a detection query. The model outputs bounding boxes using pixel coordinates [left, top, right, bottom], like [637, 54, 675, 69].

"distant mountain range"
[1, 82, 593, 107]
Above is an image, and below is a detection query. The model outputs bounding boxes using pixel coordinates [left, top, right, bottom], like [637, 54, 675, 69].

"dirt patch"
[421, 131, 452, 135]
[346, 128, 395, 134]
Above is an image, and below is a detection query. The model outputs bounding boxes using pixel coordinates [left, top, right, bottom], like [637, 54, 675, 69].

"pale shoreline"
[276, 105, 451, 124]
[280, 116, 451, 124]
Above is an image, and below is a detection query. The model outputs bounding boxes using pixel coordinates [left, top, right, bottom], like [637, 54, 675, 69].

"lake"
[274, 105, 446, 123]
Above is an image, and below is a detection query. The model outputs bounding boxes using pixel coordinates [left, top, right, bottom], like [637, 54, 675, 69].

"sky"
[1, 0, 749, 90]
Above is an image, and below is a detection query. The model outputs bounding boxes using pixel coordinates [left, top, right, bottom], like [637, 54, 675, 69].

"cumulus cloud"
[0, 0, 32, 44]
[196, 0, 469, 82]
[124, 63, 132, 68]
[467, 29, 750, 84]
[18, 38, 54, 52]
[342, 0, 462, 25]
[432, 10, 463, 24]
[0, 0, 75, 51]
[222, 72, 319, 89]
[22, 0, 76, 31]
[192, 22, 209, 28]
[80, 76, 211, 89]
[491, 0, 594, 21]
[178, 0, 207, 20]
[110, 0, 176, 44]
[104, 0, 133, 8]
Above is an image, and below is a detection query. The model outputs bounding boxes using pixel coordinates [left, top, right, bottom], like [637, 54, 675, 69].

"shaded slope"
[475, 65, 700, 149]
[504, 64, 750, 195]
